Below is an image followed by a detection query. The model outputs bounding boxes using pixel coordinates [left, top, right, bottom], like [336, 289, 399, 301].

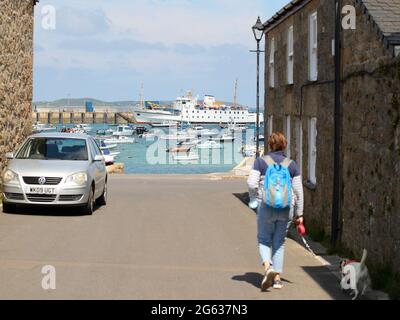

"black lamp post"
[332, 0, 342, 248]
[251, 16, 265, 157]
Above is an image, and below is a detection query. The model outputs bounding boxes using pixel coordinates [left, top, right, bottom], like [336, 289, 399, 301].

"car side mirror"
[5, 152, 14, 159]
[94, 155, 104, 162]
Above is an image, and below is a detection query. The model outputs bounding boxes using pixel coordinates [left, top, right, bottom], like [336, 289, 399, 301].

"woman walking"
[247, 132, 304, 290]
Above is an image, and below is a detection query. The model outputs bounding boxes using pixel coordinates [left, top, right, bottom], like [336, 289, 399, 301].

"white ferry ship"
[133, 91, 263, 125]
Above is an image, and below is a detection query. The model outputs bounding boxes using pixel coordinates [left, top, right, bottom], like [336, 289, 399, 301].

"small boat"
[188, 127, 219, 137]
[228, 122, 247, 132]
[197, 140, 222, 149]
[141, 132, 157, 139]
[160, 133, 196, 142]
[32, 122, 57, 133]
[211, 134, 235, 143]
[97, 140, 118, 150]
[110, 151, 120, 157]
[104, 136, 135, 144]
[113, 125, 134, 136]
[102, 144, 117, 150]
[151, 121, 178, 128]
[173, 152, 199, 162]
[75, 124, 93, 132]
[180, 139, 201, 146]
[167, 146, 192, 153]
[96, 128, 114, 136]
[135, 126, 148, 135]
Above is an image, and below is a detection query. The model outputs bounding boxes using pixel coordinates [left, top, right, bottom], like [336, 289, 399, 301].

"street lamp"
[251, 16, 265, 157]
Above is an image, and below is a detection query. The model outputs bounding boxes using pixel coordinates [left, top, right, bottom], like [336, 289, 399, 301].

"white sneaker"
[261, 268, 277, 291]
[273, 279, 283, 289]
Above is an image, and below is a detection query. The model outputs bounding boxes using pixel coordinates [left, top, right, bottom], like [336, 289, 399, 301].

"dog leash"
[299, 235, 317, 257]
[292, 220, 317, 257]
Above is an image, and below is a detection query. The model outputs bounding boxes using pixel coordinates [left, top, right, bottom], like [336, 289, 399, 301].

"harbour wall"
[32, 112, 137, 125]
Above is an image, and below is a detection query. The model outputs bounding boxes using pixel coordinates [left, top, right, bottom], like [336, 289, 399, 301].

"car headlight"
[65, 172, 87, 186]
[2, 169, 19, 184]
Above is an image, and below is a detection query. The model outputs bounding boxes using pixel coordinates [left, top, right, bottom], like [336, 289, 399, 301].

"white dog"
[340, 249, 371, 300]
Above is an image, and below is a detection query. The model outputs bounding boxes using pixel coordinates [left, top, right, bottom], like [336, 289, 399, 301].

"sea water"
[55, 123, 262, 174]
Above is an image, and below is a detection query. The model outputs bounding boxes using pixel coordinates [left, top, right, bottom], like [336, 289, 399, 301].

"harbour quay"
[32, 111, 137, 125]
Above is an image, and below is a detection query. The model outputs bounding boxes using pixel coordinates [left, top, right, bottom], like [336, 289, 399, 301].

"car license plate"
[27, 187, 56, 195]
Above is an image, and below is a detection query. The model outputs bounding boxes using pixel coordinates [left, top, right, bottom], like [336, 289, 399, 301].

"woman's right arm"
[247, 168, 261, 200]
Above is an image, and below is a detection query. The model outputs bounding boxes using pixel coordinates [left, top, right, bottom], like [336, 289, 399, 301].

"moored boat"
[197, 140, 222, 149]
[32, 122, 57, 134]
[211, 134, 235, 143]
[173, 152, 199, 162]
[104, 136, 135, 144]
[113, 125, 134, 136]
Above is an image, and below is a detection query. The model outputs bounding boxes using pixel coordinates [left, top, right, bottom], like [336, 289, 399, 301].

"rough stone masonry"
[264, 0, 400, 273]
[0, 0, 36, 173]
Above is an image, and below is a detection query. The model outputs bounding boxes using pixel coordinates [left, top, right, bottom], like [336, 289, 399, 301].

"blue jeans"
[257, 203, 293, 274]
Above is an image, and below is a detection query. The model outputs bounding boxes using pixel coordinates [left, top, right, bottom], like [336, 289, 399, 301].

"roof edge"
[262, 0, 399, 56]
[263, 0, 311, 32]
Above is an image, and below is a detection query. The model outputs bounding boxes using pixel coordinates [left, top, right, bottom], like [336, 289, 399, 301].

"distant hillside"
[33, 98, 167, 107]
[33, 98, 247, 108]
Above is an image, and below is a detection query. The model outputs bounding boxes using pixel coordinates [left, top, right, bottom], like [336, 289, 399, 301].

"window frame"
[308, 117, 317, 185]
[308, 11, 318, 82]
[267, 115, 273, 137]
[287, 26, 294, 85]
[295, 118, 303, 174]
[284, 115, 291, 158]
[269, 37, 275, 88]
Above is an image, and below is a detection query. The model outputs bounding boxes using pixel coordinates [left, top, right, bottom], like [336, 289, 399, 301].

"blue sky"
[33, 0, 289, 107]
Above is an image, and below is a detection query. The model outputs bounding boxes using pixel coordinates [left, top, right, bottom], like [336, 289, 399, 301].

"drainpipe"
[331, 0, 342, 248]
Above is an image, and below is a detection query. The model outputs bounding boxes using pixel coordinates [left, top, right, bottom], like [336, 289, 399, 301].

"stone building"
[0, 0, 38, 172]
[263, 0, 400, 272]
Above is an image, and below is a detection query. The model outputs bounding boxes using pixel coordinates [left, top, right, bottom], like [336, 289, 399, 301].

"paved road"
[0, 175, 347, 299]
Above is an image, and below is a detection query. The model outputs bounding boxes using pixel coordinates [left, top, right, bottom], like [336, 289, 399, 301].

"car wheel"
[83, 188, 95, 215]
[97, 181, 107, 206]
[2, 202, 16, 214]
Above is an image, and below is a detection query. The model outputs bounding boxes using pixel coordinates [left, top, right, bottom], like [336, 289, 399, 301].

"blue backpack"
[262, 156, 292, 209]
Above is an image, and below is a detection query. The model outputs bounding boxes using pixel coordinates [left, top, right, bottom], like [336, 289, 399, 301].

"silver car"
[1, 132, 108, 215]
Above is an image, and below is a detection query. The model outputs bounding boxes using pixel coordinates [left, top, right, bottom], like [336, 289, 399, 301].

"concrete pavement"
[0, 175, 348, 299]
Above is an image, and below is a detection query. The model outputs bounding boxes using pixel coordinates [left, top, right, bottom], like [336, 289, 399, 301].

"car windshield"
[15, 138, 88, 161]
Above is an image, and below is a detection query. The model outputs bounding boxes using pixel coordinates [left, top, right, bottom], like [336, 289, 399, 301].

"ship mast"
[139, 83, 145, 109]
[233, 79, 238, 109]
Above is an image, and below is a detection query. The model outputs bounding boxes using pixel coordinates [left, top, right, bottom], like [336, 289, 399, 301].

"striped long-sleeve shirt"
[247, 151, 304, 216]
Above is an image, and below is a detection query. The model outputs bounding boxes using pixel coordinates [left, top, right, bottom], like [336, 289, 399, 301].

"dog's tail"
[360, 249, 368, 267]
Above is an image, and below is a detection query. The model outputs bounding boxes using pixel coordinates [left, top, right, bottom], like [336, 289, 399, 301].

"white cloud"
[33, 0, 289, 104]
[102, 0, 267, 47]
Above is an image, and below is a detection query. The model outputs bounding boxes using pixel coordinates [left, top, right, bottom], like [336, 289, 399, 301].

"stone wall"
[341, 0, 400, 271]
[264, 0, 336, 233]
[0, 0, 35, 172]
[264, 0, 400, 272]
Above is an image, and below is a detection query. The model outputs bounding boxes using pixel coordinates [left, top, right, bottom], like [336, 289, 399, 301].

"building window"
[309, 12, 318, 81]
[308, 117, 317, 185]
[284, 115, 291, 158]
[269, 38, 275, 88]
[287, 26, 294, 85]
[267, 115, 273, 137]
[295, 118, 303, 174]
[395, 45, 400, 57]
